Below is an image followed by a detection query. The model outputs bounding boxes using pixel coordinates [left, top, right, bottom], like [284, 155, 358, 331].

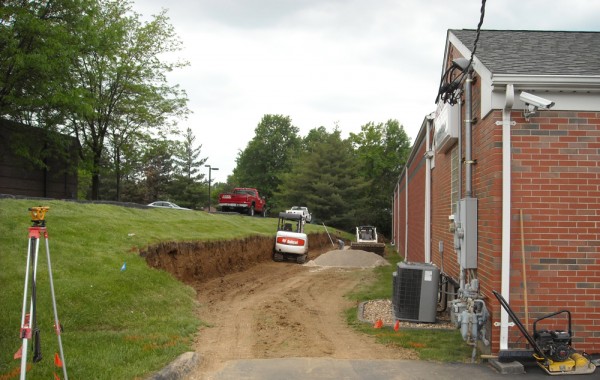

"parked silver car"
[147, 201, 191, 210]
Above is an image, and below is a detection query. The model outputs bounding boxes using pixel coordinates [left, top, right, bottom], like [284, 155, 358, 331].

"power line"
[435, 0, 487, 105]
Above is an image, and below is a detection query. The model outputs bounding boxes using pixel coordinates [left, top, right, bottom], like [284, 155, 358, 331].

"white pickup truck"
[285, 206, 312, 223]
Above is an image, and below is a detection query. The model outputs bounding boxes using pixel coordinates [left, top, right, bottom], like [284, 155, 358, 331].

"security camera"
[519, 91, 555, 109]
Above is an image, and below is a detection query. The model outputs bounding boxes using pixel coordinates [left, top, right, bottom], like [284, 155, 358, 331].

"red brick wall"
[394, 136, 426, 263]
[430, 143, 459, 276]
[506, 110, 600, 353]
[471, 111, 505, 349]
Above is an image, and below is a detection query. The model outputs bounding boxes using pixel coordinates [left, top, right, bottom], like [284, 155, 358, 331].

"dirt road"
[186, 261, 417, 380]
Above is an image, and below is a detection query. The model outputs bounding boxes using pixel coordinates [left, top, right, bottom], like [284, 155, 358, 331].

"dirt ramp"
[141, 233, 333, 284]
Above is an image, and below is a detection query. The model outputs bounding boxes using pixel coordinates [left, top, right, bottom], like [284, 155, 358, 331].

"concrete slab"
[489, 359, 525, 374]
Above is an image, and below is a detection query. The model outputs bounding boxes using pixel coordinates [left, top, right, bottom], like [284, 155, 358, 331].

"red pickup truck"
[217, 187, 267, 216]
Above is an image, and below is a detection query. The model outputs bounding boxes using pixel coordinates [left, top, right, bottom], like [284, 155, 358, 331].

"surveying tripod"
[15, 207, 68, 380]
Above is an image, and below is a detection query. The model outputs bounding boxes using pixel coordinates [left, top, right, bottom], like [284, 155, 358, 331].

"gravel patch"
[360, 299, 456, 330]
[305, 249, 390, 268]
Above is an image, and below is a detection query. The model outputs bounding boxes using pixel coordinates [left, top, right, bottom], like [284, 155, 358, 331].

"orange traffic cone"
[394, 320, 400, 332]
[373, 319, 383, 329]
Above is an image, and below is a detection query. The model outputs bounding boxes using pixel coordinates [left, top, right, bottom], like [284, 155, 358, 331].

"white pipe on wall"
[405, 167, 409, 261]
[392, 185, 396, 247]
[424, 115, 434, 263]
[500, 84, 515, 350]
[397, 181, 401, 249]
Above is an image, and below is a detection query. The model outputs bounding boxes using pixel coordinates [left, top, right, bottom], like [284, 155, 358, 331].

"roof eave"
[492, 74, 600, 91]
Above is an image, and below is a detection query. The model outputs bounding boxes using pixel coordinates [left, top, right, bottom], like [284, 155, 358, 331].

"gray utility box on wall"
[458, 197, 478, 269]
[392, 262, 440, 323]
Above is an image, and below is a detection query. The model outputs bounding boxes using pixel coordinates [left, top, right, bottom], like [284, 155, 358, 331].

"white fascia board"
[447, 32, 488, 75]
[490, 75, 600, 112]
[447, 31, 494, 119]
[447, 32, 471, 63]
[492, 74, 600, 91]
[406, 116, 432, 167]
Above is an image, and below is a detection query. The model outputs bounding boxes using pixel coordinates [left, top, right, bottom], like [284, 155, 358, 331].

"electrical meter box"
[458, 197, 478, 269]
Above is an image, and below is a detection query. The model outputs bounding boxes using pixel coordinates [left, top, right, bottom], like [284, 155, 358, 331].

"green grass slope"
[1, 199, 322, 379]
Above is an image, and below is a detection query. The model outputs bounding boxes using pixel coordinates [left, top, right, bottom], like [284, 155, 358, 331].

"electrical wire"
[468, 0, 486, 67]
[436, 0, 487, 105]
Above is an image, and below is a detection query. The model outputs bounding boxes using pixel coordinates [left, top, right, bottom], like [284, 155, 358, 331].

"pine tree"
[176, 128, 207, 181]
[277, 128, 369, 230]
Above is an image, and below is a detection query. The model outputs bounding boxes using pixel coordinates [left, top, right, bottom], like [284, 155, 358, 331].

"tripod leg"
[30, 233, 43, 363]
[19, 234, 39, 380]
[44, 233, 68, 380]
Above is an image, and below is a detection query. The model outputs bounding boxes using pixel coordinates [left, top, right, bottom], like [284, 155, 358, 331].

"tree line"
[1, 0, 200, 204]
[1, 0, 411, 236]
[230, 115, 411, 236]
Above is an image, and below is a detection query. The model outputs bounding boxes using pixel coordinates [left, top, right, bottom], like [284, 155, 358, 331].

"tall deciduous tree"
[67, 0, 189, 199]
[348, 119, 411, 236]
[0, 0, 88, 123]
[231, 114, 300, 199]
[0, 0, 92, 176]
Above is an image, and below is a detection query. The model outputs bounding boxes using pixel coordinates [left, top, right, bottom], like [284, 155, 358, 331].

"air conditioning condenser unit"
[392, 262, 440, 323]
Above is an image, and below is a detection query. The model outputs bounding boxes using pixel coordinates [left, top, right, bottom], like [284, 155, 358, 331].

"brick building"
[393, 30, 600, 355]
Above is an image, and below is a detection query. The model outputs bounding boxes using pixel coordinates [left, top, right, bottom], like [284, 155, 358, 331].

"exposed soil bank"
[140, 233, 334, 284]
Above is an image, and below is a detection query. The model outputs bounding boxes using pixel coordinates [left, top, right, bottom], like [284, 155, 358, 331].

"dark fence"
[0, 119, 78, 199]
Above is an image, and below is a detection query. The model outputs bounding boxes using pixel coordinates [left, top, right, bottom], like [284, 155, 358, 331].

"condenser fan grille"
[392, 262, 440, 323]
[394, 268, 422, 320]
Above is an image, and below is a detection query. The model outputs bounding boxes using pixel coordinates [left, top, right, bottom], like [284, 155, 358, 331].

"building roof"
[450, 30, 600, 76]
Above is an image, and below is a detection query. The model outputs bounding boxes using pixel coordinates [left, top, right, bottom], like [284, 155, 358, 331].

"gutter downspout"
[458, 96, 463, 212]
[424, 115, 434, 263]
[405, 167, 409, 262]
[396, 182, 400, 248]
[392, 186, 396, 247]
[500, 84, 515, 350]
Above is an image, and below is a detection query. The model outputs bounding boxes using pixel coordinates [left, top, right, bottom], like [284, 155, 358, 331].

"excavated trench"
[140, 233, 335, 284]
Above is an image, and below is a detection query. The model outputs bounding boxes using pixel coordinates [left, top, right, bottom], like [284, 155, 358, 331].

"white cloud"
[133, 0, 600, 180]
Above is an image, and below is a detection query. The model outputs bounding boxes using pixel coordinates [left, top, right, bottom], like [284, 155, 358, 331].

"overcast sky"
[132, 0, 599, 181]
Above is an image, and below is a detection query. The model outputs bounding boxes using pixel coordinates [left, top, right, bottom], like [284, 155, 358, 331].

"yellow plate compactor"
[492, 290, 596, 376]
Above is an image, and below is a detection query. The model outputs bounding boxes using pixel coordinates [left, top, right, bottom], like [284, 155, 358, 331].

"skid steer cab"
[273, 212, 308, 264]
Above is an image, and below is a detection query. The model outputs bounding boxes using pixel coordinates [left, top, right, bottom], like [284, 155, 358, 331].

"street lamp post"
[205, 165, 219, 212]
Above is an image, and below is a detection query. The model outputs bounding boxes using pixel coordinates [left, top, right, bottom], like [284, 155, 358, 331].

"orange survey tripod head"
[28, 207, 49, 227]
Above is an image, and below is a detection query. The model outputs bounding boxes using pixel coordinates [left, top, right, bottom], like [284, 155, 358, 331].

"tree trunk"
[91, 149, 102, 200]
[115, 145, 121, 201]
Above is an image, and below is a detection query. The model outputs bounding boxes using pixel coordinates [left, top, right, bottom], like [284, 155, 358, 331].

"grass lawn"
[0, 199, 328, 379]
[345, 253, 473, 362]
